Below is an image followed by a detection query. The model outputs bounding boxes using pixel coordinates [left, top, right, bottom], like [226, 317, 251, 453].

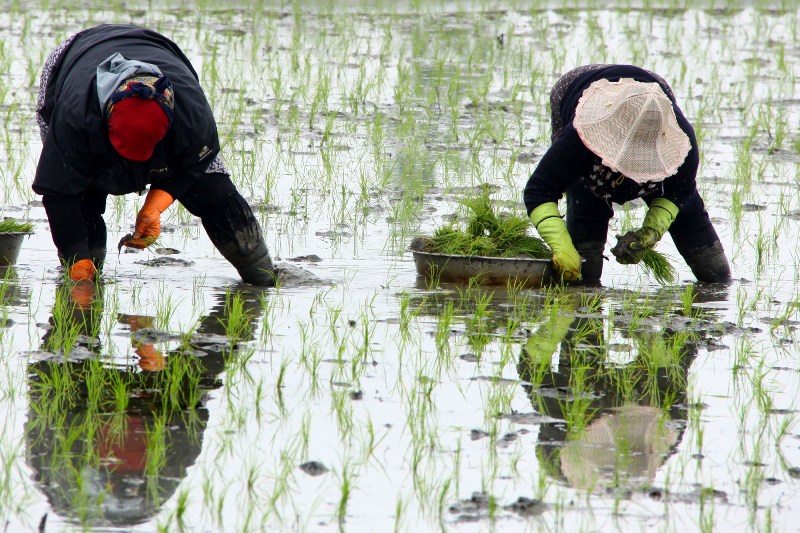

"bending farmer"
[523, 64, 731, 283]
[34, 24, 276, 286]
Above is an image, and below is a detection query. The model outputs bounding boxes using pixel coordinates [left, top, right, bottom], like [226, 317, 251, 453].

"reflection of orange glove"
[124, 314, 154, 331]
[69, 258, 97, 281]
[69, 280, 95, 310]
[123, 314, 166, 371]
[122, 189, 174, 249]
[135, 343, 166, 371]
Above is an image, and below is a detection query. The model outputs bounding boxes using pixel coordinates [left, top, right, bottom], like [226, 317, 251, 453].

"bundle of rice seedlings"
[421, 191, 551, 259]
[0, 219, 33, 233]
[640, 248, 677, 285]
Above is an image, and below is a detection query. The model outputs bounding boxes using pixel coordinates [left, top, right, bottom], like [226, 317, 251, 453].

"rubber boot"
[683, 241, 731, 283]
[215, 239, 277, 287]
[575, 241, 605, 285]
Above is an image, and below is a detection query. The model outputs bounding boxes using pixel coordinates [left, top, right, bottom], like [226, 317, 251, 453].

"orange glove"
[69, 258, 97, 281]
[122, 189, 174, 249]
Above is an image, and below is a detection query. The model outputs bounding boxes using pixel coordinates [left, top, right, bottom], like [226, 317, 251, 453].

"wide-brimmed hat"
[573, 78, 691, 183]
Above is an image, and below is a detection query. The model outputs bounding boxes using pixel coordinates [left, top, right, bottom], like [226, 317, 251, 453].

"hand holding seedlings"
[523, 64, 731, 283]
[119, 189, 173, 250]
[610, 197, 678, 264]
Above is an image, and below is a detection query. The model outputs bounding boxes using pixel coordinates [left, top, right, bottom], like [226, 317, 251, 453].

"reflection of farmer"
[517, 294, 696, 489]
[27, 285, 264, 527]
[524, 64, 731, 283]
[33, 24, 275, 286]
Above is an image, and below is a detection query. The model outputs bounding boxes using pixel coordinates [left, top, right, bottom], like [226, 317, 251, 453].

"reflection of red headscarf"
[96, 416, 147, 474]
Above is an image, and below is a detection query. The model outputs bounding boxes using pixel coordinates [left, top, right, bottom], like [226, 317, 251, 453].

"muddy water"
[1, 2, 799, 532]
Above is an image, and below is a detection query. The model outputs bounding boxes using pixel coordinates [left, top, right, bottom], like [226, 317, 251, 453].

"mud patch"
[287, 254, 323, 263]
[154, 247, 181, 255]
[504, 496, 547, 517]
[299, 461, 329, 476]
[499, 412, 562, 425]
[134, 257, 195, 267]
[275, 262, 326, 286]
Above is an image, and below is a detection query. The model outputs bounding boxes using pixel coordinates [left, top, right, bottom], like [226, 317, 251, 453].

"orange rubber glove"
[123, 189, 174, 249]
[69, 258, 97, 281]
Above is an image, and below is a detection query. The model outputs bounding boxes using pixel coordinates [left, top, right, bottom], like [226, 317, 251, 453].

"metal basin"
[410, 239, 555, 289]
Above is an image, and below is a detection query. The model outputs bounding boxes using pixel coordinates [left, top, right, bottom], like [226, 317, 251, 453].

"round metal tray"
[410, 244, 555, 288]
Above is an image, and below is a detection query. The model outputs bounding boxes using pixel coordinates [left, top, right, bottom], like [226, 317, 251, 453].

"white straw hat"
[574, 78, 691, 183]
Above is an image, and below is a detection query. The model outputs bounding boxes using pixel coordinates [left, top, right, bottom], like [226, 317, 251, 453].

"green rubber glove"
[612, 198, 679, 265]
[530, 202, 582, 282]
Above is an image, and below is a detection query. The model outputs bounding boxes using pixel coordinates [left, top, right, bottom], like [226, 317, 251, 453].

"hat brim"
[574, 78, 691, 183]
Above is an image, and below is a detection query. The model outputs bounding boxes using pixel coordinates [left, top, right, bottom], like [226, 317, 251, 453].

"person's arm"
[611, 117, 698, 264]
[659, 114, 699, 209]
[523, 125, 587, 215]
[120, 101, 219, 248]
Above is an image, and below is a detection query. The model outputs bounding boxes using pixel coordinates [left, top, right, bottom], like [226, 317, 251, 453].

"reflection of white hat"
[574, 78, 691, 183]
[559, 404, 679, 491]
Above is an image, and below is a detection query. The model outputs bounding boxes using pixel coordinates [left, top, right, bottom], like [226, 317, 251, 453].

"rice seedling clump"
[0, 219, 33, 233]
[418, 193, 551, 259]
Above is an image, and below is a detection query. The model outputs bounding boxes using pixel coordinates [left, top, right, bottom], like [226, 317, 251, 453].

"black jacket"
[34, 24, 220, 198]
[33, 24, 223, 263]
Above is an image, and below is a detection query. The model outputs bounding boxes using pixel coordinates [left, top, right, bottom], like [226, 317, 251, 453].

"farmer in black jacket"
[524, 64, 731, 283]
[34, 24, 276, 286]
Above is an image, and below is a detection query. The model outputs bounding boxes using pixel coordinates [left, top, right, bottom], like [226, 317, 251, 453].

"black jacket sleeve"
[33, 111, 95, 197]
[523, 126, 593, 215]
[658, 113, 700, 210]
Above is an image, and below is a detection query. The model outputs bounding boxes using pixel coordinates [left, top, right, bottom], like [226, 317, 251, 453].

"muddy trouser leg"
[55, 188, 107, 269]
[82, 188, 108, 269]
[665, 191, 731, 283]
[566, 180, 613, 284]
[178, 172, 276, 286]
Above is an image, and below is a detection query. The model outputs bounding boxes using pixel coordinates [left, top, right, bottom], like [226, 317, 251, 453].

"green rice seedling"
[144, 414, 168, 502]
[423, 190, 550, 258]
[0, 219, 33, 233]
[640, 249, 677, 285]
[45, 284, 92, 356]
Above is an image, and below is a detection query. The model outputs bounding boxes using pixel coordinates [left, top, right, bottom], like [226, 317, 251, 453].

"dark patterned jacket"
[523, 64, 699, 215]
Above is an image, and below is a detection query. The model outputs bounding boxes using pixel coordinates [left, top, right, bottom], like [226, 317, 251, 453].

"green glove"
[611, 198, 679, 265]
[530, 202, 582, 282]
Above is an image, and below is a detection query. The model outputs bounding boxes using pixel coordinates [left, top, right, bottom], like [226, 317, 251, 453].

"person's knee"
[683, 241, 731, 283]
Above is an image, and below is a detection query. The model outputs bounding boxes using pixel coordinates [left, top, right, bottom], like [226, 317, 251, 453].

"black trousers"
[80, 173, 265, 262]
[566, 179, 729, 282]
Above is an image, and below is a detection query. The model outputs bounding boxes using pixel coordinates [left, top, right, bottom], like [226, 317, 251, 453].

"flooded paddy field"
[1, 1, 799, 531]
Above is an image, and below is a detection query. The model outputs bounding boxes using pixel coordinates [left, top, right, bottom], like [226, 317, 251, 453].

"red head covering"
[107, 97, 170, 161]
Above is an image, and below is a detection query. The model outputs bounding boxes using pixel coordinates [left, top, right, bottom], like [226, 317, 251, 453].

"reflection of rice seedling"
[419, 191, 551, 259]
